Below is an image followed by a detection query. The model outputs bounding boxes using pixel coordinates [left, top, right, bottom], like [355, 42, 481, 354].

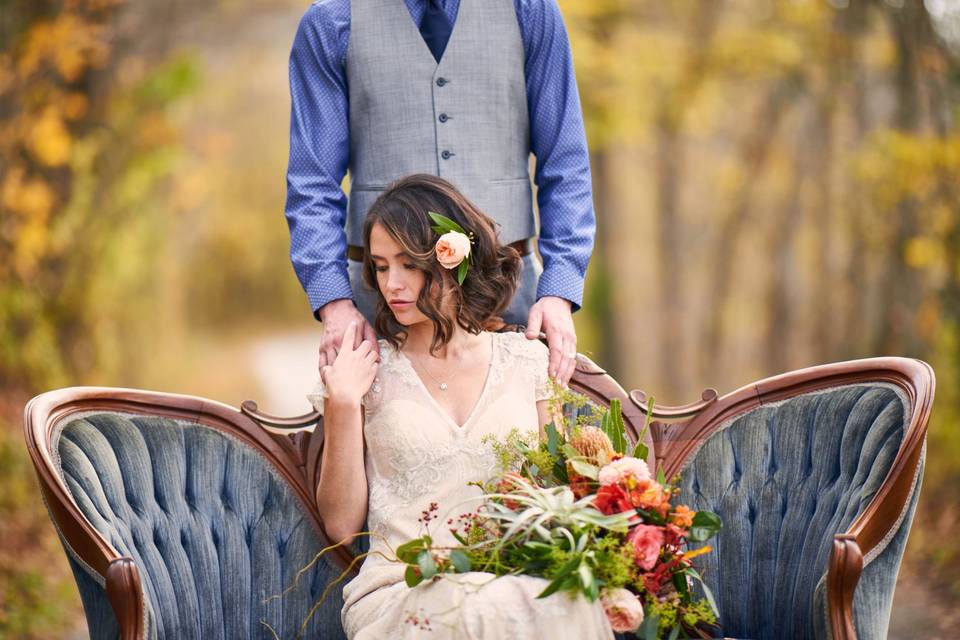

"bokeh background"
[1, 0, 958, 636]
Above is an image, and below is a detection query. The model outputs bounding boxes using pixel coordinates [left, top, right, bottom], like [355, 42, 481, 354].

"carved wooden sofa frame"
[24, 354, 932, 639]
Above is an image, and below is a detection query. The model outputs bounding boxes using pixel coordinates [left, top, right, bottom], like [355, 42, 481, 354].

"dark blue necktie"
[420, 0, 452, 63]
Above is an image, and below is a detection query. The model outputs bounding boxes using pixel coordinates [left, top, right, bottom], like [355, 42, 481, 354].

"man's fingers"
[362, 322, 379, 359]
[319, 365, 332, 384]
[525, 306, 543, 339]
[318, 350, 328, 372]
[325, 347, 338, 367]
[547, 329, 564, 380]
[340, 321, 357, 351]
[560, 341, 577, 386]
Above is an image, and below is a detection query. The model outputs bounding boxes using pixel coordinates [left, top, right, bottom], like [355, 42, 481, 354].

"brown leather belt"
[347, 239, 531, 262]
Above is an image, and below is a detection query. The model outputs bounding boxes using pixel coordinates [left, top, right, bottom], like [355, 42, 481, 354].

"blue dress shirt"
[286, 0, 596, 315]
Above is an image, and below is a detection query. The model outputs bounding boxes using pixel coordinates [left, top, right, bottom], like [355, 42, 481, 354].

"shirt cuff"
[307, 269, 354, 321]
[535, 262, 584, 312]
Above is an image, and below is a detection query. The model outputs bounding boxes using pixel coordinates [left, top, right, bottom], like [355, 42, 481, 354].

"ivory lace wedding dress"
[308, 331, 613, 640]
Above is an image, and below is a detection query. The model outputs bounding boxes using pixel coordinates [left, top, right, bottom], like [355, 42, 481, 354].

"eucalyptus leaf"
[450, 550, 472, 573]
[417, 549, 437, 580]
[561, 444, 581, 461]
[568, 458, 599, 480]
[689, 511, 722, 542]
[644, 611, 660, 640]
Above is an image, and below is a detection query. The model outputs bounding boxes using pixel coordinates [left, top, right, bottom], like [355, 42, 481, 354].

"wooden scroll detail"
[828, 535, 863, 640]
[628, 388, 720, 471]
[630, 388, 719, 420]
[240, 400, 320, 431]
[106, 557, 146, 640]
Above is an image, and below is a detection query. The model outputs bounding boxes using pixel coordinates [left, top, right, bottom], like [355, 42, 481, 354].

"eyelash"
[375, 264, 416, 273]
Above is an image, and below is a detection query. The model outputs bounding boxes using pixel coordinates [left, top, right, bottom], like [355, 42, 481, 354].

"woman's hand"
[320, 321, 379, 409]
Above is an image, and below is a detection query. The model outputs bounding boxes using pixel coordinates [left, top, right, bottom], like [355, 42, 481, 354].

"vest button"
[439, 113, 449, 123]
[441, 150, 454, 160]
[436, 77, 448, 87]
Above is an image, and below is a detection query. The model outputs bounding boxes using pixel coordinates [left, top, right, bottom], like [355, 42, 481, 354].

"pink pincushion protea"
[598, 456, 651, 486]
[600, 587, 644, 633]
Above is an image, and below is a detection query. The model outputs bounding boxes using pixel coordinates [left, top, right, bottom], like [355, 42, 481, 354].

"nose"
[386, 270, 405, 293]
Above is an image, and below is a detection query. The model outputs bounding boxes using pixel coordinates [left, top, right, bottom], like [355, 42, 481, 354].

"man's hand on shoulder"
[524, 296, 577, 386]
[318, 299, 378, 371]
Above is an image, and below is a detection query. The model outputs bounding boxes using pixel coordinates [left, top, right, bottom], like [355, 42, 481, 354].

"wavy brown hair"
[362, 174, 522, 354]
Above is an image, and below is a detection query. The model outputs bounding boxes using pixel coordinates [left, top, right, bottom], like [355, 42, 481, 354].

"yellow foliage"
[1, 167, 54, 220]
[17, 13, 110, 83]
[0, 54, 13, 94]
[905, 236, 945, 270]
[14, 216, 51, 280]
[62, 93, 89, 121]
[27, 106, 72, 167]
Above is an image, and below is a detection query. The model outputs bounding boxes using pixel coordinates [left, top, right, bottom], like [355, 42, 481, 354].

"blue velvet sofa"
[23, 356, 931, 639]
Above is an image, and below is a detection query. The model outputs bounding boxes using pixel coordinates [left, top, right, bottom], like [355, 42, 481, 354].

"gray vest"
[345, 0, 535, 247]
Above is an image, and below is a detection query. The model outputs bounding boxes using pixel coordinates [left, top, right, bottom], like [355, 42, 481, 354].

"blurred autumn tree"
[2, 0, 959, 636]
[0, 0, 203, 634]
[566, 0, 960, 601]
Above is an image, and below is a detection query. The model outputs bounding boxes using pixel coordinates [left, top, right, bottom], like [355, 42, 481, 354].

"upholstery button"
[439, 113, 449, 123]
[441, 150, 454, 160]
[436, 77, 448, 87]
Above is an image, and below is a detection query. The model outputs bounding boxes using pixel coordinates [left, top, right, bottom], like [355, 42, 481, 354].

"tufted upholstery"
[676, 384, 923, 640]
[55, 412, 347, 640]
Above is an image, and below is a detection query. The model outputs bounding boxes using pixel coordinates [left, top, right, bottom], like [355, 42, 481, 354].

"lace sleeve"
[530, 339, 552, 402]
[305, 376, 381, 415]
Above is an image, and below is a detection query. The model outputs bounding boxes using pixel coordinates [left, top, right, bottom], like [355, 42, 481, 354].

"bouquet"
[394, 386, 722, 639]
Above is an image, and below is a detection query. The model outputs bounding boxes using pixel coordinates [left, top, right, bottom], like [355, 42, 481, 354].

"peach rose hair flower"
[429, 211, 474, 285]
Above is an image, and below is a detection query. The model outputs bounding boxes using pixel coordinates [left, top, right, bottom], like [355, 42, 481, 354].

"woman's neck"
[403, 323, 486, 361]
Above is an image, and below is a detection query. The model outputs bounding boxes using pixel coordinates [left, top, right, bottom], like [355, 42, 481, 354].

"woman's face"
[369, 223, 430, 326]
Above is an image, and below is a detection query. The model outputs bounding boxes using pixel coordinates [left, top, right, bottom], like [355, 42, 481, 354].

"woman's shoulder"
[494, 330, 549, 371]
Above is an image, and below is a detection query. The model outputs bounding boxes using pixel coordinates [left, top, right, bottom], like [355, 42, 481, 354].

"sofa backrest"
[674, 383, 921, 639]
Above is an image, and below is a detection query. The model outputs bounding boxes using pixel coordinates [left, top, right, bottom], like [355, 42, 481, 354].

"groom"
[285, 0, 595, 385]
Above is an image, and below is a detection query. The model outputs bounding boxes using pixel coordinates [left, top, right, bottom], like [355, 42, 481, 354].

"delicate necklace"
[407, 351, 455, 391]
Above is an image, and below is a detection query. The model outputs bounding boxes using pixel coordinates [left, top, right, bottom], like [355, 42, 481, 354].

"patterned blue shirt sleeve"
[285, 1, 353, 318]
[517, 0, 596, 311]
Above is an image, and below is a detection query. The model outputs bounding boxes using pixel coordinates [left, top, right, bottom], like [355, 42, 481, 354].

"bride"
[309, 174, 613, 639]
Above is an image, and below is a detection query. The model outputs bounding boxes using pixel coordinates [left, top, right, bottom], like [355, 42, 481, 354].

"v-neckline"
[399, 0, 464, 68]
[399, 332, 497, 430]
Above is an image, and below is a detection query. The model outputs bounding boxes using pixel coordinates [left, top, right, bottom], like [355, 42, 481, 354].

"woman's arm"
[536, 400, 551, 440]
[315, 322, 378, 543]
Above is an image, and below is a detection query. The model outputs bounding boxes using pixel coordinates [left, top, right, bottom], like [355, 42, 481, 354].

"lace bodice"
[307, 332, 551, 603]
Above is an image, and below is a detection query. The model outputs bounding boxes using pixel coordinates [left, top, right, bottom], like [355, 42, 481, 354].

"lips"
[389, 299, 413, 308]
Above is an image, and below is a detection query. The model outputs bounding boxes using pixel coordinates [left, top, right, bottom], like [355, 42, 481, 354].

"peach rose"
[627, 524, 665, 571]
[435, 231, 471, 269]
[628, 478, 666, 510]
[598, 456, 651, 487]
[600, 588, 644, 633]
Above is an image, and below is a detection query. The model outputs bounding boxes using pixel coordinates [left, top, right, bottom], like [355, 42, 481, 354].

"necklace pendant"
[439, 383, 448, 391]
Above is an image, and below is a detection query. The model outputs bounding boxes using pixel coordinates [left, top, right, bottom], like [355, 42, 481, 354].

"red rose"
[594, 484, 633, 515]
